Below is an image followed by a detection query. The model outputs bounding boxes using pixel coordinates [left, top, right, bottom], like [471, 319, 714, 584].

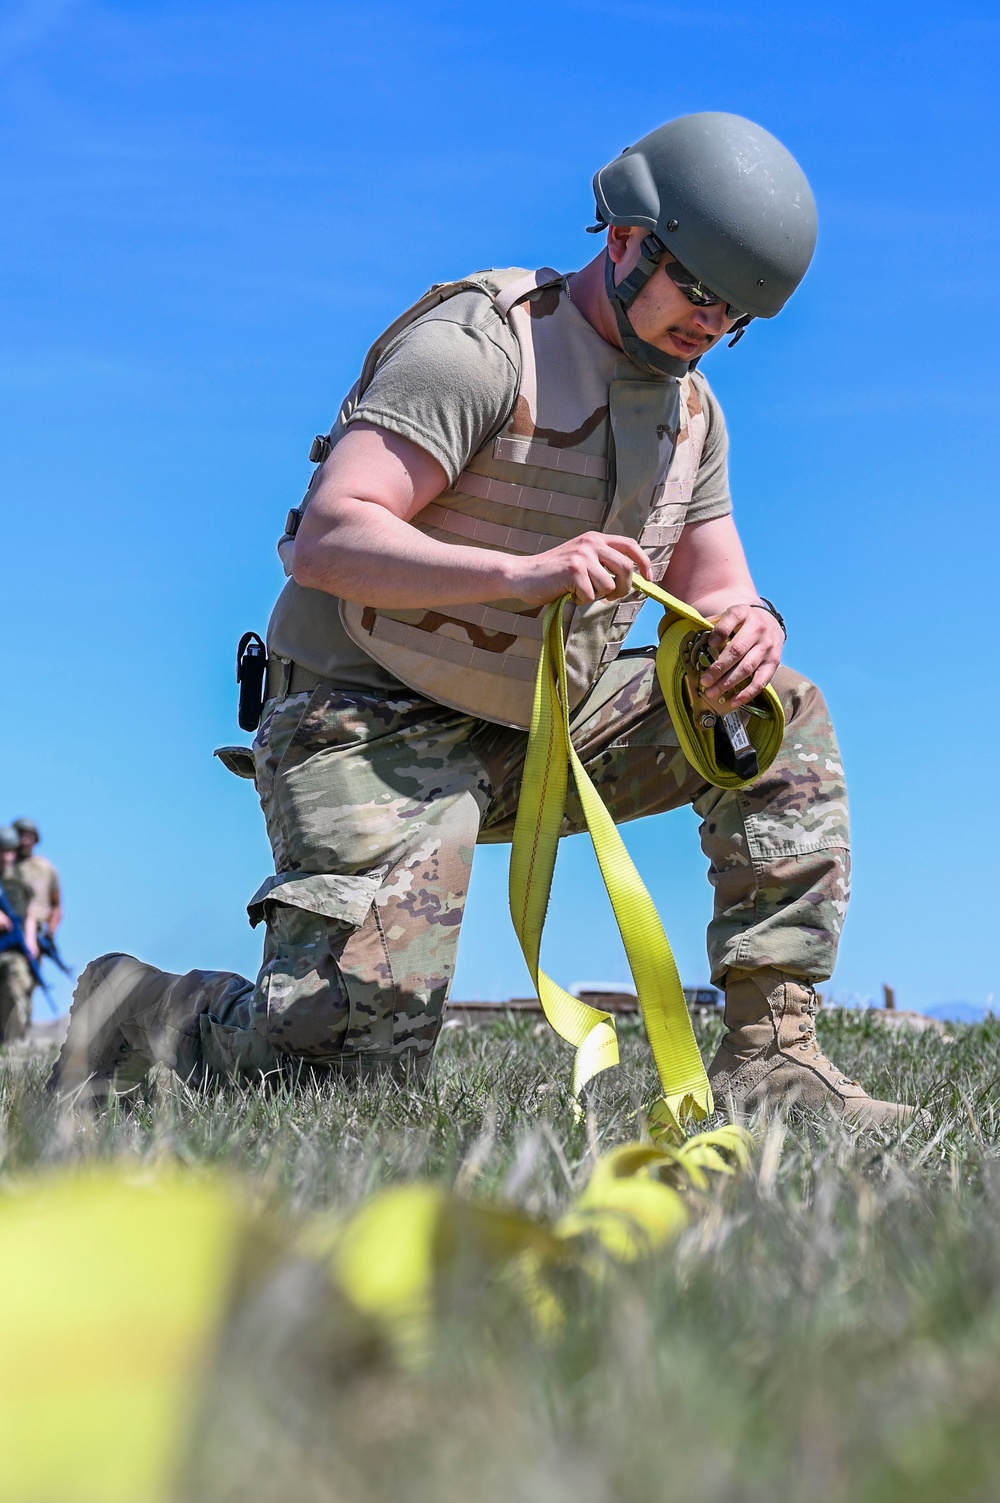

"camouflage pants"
[195, 649, 850, 1079]
[0, 952, 33, 1044]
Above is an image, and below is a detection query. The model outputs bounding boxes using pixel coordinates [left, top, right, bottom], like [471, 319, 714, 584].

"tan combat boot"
[708, 967, 927, 1130]
[49, 953, 244, 1097]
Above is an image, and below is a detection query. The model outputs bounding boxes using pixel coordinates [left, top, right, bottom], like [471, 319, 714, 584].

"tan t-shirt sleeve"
[685, 373, 733, 524]
[344, 291, 520, 485]
[347, 302, 733, 523]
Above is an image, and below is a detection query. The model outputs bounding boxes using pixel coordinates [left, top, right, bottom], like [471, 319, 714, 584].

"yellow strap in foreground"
[509, 575, 786, 1134]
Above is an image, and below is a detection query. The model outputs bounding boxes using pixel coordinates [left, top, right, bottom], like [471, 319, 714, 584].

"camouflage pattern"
[0, 953, 33, 1042]
[0, 869, 38, 1043]
[177, 647, 849, 1082]
[476, 651, 850, 983]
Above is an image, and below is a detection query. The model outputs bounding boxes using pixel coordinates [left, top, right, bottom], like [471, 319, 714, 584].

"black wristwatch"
[750, 597, 787, 638]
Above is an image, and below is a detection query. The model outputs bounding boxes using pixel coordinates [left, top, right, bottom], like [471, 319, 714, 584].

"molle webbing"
[492, 437, 610, 481]
[339, 267, 707, 728]
[451, 468, 607, 526]
[418, 505, 571, 555]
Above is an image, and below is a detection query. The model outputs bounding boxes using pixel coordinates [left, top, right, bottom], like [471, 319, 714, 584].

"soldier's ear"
[606, 224, 636, 264]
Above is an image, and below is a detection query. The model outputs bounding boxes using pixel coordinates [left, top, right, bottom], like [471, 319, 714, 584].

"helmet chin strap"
[604, 235, 753, 373]
[604, 238, 691, 378]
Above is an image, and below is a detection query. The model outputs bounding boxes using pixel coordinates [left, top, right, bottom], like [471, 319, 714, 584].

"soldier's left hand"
[698, 603, 784, 711]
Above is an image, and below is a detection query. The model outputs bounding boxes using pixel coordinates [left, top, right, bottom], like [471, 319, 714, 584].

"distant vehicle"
[683, 987, 723, 1010]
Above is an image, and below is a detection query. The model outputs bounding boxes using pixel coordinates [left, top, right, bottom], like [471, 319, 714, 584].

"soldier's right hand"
[509, 532, 651, 607]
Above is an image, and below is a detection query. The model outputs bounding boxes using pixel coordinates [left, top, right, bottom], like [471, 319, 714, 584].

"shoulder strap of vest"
[493, 266, 564, 320]
[291, 266, 565, 512]
[355, 267, 548, 402]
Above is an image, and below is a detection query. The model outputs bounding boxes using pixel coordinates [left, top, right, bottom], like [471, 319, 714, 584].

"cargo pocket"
[213, 745, 257, 780]
[247, 870, 383, 930]
[246, 870, 393, 1060]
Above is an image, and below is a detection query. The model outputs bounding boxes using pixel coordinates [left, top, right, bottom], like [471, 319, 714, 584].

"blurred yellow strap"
[556, 1129, 751, 1260]
[510, 579, 784, 1130]
[327, 1127, 752, 1345]
[0, 1134, 756, 1499]
[0, 1172, 244, 1503]
[329, 1183, 566, 1361]
[556, 1151, 690, 1260]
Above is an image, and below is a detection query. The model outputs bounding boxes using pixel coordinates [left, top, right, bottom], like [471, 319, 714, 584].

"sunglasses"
[663, 259, 745, 322]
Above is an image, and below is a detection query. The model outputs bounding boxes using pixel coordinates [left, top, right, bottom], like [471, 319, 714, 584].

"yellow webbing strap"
[635, 575, 785, 789]
[0, 1172, 245, 1503]
[508, 574, 785, 1134]
[326, 1126, 752, 1356]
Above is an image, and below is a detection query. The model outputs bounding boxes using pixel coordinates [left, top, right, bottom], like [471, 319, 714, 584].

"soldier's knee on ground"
[252, 903, 355, 1060]
[250, 900, 444, 1079]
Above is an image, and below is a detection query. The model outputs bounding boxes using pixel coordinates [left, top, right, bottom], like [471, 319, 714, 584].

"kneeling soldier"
[52, 113, 922, 1128]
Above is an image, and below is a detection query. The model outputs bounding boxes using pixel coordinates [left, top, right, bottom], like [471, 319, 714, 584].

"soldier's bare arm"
[664, 514, 785, 711]
[24, 912, 39, 959]
[292, 422, 651, 610]
[48, 875, 62, 935]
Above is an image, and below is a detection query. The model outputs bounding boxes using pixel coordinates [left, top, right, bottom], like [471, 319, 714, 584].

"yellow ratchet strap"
[635, 574, 785, 789]
[509, 573, 785, 1134]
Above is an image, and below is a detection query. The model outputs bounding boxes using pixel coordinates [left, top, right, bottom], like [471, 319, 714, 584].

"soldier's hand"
[0, 913, 11, 934]
[512, 532, 651, 607]
[697, 602, 784, 711]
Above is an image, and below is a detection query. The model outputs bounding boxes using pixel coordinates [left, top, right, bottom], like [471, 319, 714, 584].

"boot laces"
[794, 988, 859, 1089]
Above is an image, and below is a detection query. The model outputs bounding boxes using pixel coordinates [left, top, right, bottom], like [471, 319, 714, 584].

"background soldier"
[0, 826, 40, 1043]
[12, 819, 62, 939]
[53, 112, 922, 1127]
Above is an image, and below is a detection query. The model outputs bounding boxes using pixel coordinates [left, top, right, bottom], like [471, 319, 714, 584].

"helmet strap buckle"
[613, 232, 666, 309]
[727, 317, 752, 349]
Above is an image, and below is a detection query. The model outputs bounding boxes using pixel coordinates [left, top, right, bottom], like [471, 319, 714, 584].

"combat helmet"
[590, 112, 818, 375]
[0, 827, 19, 853]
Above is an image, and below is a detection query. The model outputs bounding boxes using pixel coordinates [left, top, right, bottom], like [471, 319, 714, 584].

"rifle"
[38, 926, 74, 980]
[0, 882, 55, 1010]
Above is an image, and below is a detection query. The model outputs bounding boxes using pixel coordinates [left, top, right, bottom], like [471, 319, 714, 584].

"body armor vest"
[286, 267, 707, 730]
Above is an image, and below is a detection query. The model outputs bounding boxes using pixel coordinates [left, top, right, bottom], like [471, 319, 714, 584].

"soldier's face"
[611, 228, 736, 361]
[17, 834, 34, 857]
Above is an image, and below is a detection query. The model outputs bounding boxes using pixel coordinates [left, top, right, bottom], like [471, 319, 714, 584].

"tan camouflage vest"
[292, 267, 707, 730]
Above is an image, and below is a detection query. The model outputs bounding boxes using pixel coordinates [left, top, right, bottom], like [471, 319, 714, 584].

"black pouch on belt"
[236, 631, 267, 732]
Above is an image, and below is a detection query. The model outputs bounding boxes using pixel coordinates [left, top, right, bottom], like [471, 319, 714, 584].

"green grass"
[4, 1010, 1000, 1502]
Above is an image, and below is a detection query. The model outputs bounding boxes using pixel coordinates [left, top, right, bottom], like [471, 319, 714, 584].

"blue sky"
[2, 0, 998, 1018]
